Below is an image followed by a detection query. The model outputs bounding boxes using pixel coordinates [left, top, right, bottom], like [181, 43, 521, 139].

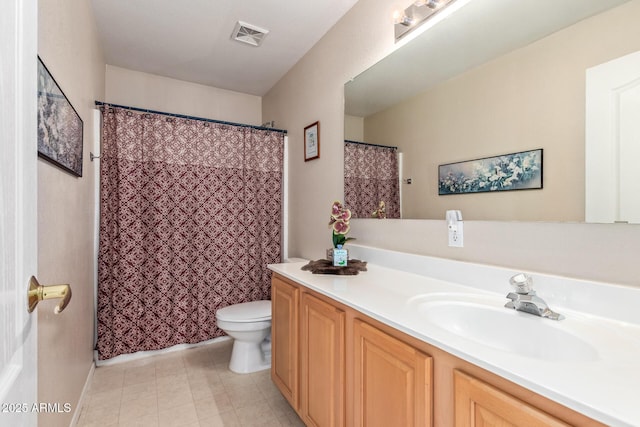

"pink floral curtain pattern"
[97, 106, 284, 360]
[344, 142, 400, 218]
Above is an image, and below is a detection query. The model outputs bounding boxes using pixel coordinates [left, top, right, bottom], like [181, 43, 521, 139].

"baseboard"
[94, 336, 232, 367]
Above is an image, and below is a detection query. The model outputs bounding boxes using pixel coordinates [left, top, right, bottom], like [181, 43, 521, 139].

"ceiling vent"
[231, 21, 269, 47]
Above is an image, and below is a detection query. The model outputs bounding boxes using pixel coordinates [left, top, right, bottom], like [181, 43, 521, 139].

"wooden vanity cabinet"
[271, 273, 605, 427]
[271, 275, 299, 409]
[271, 274, 347, 427]
[272, 274, 431, 426]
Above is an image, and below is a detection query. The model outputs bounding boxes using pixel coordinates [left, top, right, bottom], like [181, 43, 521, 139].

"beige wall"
[263, 0, 640, 287]
[105, 65, 262, 126]
[37, 0, 105, 426]
[344, 114, 364, 141]
[364, 3, 640, 221]
[263, 0, 398, 263]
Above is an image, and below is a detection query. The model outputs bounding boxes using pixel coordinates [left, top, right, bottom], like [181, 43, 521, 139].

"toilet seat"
[216, 300, 271, 322]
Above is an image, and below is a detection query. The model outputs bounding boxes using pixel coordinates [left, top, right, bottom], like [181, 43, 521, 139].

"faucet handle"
[509, 273, 533, 294]
[504, 292, 518, 310]
[505, 292, 518, 301]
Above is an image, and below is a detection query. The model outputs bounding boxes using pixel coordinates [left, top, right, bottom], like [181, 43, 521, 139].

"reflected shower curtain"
[344, 141, 400, 218]
[97, 106, 283, 360]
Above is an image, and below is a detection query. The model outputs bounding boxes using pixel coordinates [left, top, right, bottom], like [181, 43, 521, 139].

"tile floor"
[77, 339, 305, 427]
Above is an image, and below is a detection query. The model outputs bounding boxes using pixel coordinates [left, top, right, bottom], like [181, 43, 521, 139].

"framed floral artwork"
[304, 121, 320, 161]
[438, 149, 543, 195]
[37, 56, 83, 177]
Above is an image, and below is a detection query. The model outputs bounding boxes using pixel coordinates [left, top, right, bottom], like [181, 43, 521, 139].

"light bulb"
[415, 0, 442, 8]
[426, 0, 441, 9]
[394, 10, 415, 26]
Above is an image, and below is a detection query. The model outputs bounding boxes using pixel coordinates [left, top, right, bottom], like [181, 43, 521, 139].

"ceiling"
[90, 0, 360, 96]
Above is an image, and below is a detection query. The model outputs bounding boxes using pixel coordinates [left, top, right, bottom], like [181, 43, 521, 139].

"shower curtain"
[344, 141, 400, 218]
[97, 106, 284, 360]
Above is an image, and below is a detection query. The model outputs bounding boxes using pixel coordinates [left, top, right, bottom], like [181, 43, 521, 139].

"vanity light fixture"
[395, 0, 456, 40]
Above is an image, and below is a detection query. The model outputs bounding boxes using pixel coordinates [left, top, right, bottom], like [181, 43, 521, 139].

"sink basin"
[410, 294, 600, 362]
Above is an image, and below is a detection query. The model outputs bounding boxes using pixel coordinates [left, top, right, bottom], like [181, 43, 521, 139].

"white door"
[586, 50, 640, 224]
[0, 0, 38, 426]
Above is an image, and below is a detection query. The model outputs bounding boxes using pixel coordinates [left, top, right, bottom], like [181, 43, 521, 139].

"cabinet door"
[300, 293, 345, 427]
[271, 276, 300, 409]
[454, 370, 570, 427]
[353, 319, 432, 427]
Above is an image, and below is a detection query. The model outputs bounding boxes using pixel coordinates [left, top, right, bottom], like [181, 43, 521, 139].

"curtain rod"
[95, 101, 287, 134]
[344, 140, 398, 150]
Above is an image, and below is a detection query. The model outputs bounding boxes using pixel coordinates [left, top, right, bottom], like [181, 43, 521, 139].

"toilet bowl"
[216, 300, 272, 374]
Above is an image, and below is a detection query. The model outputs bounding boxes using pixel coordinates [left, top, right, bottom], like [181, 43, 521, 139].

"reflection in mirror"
[585, 49, 640, 224]
[344, 0, 640, 223]
[344, 140, 400, 218]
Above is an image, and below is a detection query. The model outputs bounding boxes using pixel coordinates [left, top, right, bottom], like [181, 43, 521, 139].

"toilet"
[216, 259, 305, 374]
[216, 300, 272, 374]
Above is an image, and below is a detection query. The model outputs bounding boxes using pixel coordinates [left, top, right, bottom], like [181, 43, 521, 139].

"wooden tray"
[301, 259, 367, 275]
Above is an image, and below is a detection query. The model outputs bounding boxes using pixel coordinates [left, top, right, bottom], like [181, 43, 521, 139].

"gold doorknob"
[27, 276, 72, 314]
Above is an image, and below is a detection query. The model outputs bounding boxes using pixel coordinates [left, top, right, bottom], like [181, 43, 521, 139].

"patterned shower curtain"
[344, 141, 400, 218]
[97, 106, 284, 360]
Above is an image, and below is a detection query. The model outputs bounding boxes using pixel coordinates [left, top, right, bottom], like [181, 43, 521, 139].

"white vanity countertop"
[269, 245, 640, 427]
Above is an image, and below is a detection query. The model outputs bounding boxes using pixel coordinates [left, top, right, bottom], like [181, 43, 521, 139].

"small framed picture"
[304, 121, 320, 161]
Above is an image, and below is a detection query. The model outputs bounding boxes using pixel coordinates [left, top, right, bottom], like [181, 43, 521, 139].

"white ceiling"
[90, 0, 360, 96]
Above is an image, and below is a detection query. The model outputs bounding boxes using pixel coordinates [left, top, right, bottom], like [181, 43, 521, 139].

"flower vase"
[326, 248, 349, 262]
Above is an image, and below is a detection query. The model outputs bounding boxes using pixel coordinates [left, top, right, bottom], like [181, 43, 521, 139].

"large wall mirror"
[344, 0, 640, 223]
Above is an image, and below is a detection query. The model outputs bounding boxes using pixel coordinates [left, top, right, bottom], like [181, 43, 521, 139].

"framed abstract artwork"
[37, 56, 83, 177]
[438, 149, 543, 195]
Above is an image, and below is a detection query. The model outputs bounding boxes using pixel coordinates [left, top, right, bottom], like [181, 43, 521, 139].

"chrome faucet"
[504, 273, 564, 320]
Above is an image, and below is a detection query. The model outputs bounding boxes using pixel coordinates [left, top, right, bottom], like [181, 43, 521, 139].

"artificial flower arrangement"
[371, 200, 386, 219]
[328, 200, 355, 248]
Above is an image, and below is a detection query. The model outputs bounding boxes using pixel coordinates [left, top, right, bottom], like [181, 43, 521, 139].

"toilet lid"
[216, 300, 272, 322]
